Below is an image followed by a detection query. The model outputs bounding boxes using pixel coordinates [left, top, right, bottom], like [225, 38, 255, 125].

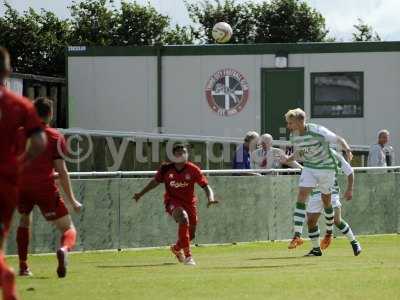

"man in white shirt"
[368, 129, 395, 167]
[250, 134, 301, 170]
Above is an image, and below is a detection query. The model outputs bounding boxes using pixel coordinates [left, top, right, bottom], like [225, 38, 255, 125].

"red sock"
[17, 227, 29, 267]
[178, 224, 191, 257]
[60, 228, 77, 251]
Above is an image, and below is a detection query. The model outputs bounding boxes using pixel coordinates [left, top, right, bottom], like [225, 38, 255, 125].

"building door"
[261, 68, 304, 140]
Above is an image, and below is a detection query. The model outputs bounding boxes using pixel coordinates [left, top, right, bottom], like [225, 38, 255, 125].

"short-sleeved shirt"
[367, 144, 396, 167]
[0, 87, 42, 184]
[232, 144, 251, 169]
[19, 125, 67, 189]
[290, 123, 338, 170]
[154, 162, 208, 205]
[250, 147, 285, 169]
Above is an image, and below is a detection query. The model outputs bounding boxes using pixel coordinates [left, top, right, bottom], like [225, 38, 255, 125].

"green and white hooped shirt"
[311, 149, 354, 197]
[290, 123, 338, 170]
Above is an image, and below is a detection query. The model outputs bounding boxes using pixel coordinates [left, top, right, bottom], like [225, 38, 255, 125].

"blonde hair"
[285, 108, 306, 121]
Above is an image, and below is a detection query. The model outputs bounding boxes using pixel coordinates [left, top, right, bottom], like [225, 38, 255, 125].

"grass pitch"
[8, 235, 400, 300]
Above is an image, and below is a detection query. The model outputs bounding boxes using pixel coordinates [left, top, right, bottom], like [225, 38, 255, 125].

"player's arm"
[26, 131, 47, 161]
[337, 152, 355, 201]
[18, 100, 47, 167]
[344, 172, 354, 201]
[133, 179, 160, 202]
[337, 136, 353, 162]
[19, 131, 47, 168]
[318, 126, 353, 162]
[202, 185, 218, 208]
[287, 160, 303, 169]
[54, 159, 82, 213]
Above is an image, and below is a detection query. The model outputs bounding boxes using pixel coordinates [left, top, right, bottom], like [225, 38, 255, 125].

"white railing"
[67, 166, 400, 179]
[60, 128, 370, 151]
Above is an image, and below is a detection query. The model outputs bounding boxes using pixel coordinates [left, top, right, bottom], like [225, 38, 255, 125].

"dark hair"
[34, 97, 53, 119]
[0, 47, 10, 73]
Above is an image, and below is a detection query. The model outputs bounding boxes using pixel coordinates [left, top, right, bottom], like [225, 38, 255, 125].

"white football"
[212, 22, 233, 43]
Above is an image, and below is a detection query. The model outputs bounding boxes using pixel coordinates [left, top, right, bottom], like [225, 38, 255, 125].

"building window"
[311, 72, 363, 118]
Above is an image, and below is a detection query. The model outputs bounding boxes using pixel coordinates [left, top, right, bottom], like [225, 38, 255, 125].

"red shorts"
[165, 199, 198, 226]
[18, 186, 69, 221]
[0, 180, 18, 237]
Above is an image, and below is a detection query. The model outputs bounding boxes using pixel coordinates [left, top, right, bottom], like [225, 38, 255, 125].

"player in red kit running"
[16, 97, 82, 278]
[133, 144, 218, 266]
[0, 47, 46, 300]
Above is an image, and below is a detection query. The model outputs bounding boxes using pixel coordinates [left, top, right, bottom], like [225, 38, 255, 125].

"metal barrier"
[67, 166, 400, 179]
[7, 166, 399, 255]
[58, 128, 371, 172]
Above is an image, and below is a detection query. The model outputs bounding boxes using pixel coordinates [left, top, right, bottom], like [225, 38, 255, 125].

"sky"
[1, 0, 400, 41]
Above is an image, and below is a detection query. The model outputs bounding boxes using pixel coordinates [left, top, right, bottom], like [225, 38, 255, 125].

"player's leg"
[289, 187, 313, 249]
[0, 182, 20, 300]
[334, 207, 362, 256]
[185, 206, 198, 266]
[305, 195, 323, 256]
[189, 224, 196, 241]
[305, 213, 322, 256]
[187, 205, 198, 242]
[320, 193, 334, 249]
[317, 170, 335, 250]
[16, 213, 32, 276]
[40, 191, 75, 278]
[165, 202, 185, 263]
[16, 188, 35, 276]
[50, 214, 77, 278]
[290, 168, 317, 248]
[171, 207, 195, 265]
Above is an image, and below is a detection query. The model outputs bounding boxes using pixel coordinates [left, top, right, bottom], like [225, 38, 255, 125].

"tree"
[254, 0, 328, 43]
[69, 0, 118, 46]
[69, 0, 193, 46]
[352, 18, 381, 42]
[0, 2, 70, 76]
[185, 0, 328, 44]
[163, 25, 199, 45]
[115, 1, 170, 46]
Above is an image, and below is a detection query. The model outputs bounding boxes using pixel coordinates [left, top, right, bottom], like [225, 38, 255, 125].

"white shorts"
[306, 193, 342, 213]
[299, 167, 336, 195]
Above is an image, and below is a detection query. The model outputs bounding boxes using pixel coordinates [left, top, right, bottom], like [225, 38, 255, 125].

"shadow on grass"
[96, 262, 176, 268]
[206, 263, 316, 270]
[24, 276, 50, 280]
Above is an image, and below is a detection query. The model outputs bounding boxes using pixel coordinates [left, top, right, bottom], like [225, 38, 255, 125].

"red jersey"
[20, 125, 67, 188]
[155, 162, 208, 205]
[0, 86, 42, 184]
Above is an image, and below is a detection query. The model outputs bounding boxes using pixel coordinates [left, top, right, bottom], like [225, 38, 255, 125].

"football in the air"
[212, 22, 233, 43]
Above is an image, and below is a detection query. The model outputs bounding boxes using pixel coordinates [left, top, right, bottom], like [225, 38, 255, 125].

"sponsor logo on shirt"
[170, 181, 189, 188]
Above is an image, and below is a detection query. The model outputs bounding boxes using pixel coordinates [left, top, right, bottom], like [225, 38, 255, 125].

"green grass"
[8, 235, 400, 300]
